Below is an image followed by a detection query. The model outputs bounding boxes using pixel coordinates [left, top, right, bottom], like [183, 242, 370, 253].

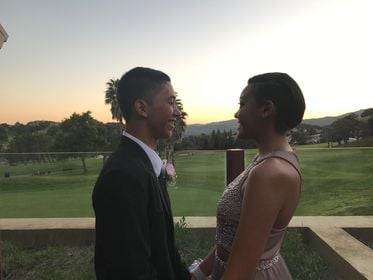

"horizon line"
[2, 108, 369, 127]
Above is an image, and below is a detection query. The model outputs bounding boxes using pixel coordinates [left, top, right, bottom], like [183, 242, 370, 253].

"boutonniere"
[163, 159, 177, 185]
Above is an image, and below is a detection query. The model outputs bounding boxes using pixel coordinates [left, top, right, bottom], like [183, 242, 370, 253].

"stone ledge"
[176, 215, 373, 228]
[1, 216, 372, 279]
[0, 218, 95, 230]
[308, 226, 373, 280]
[1, 216, 372, 230]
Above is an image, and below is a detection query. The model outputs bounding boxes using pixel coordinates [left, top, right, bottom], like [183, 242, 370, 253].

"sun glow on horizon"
[1, 1, 372, 125]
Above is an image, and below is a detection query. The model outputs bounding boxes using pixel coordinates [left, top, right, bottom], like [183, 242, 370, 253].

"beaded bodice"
[215, 151, 301, 257]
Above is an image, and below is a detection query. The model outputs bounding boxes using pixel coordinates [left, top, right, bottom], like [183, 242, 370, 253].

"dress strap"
[254, 150, 301, 178]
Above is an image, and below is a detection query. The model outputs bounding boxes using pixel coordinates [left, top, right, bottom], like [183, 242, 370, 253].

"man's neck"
[125, 124, 158, 150]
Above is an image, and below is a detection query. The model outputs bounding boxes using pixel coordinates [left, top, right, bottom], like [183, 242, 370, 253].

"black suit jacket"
[92, 136, 190, 279]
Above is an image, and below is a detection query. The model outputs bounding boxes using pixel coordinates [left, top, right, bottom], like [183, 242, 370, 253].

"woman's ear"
[261, 100, 275, 119]
[133, 99, 148, 118]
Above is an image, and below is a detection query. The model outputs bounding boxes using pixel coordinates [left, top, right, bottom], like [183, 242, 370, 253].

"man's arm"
[94, 170, 157, 279]
[174, 246, 192, 280]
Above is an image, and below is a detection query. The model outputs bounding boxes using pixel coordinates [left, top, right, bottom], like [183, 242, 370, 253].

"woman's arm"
[190, 246, 216, 279]
[199, 246, 216, 276]
[221, 159, 295, 279]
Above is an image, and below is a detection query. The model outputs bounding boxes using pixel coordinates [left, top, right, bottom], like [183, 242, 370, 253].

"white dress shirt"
[122, 131, 163, 177]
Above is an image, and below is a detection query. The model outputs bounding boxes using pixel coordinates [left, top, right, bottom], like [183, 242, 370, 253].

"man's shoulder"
[94, 154, 154, 193]
[96, 137, 153, 180]
[106, 150, 149, 172]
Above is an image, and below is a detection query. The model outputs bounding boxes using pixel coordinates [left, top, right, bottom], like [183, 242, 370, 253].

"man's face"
[146, 82, 181, 139]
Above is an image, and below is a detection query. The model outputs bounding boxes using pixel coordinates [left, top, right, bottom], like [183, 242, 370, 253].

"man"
[92, 67, 190, 279]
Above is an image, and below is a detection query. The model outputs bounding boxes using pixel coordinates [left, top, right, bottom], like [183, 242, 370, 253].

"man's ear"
[261, 100, 276, 119]
[133, 99, 148, 118]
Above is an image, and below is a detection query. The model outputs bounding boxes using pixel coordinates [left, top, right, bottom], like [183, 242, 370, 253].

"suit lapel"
[158, 169, 172, 219]
[120, 136, 173, 219]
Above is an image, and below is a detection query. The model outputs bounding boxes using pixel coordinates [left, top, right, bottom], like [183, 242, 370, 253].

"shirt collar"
[122, 131, 163, 177]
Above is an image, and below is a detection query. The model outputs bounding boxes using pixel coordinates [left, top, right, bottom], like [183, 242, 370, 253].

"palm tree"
[104, 78, 123, 125]
[172, 97, 188, 141]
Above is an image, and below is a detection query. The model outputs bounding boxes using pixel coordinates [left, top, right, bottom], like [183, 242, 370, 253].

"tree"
[175, 130, 237, 150]
[329, 114, 362, 144]
[222, 130, 235, 149]
[361, 108, 373, 118]
[288, 124, 321, 145]
[10, 122, 26, 135]
[320, 125, 334, 147]
[53, 111, 105, 173]
[6, 132, 53, 164]
[290, 129, 308, 145]
[366, 117, 373, 137]
[25, 121, 57, 133]
[0, 125, 8, 151]
[361, 108, 373, 137]
[103, 122, 122, 151]
[104, 78, 123, 125]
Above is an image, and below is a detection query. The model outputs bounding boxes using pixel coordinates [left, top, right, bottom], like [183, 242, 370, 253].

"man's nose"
[174, 104, 181, 116]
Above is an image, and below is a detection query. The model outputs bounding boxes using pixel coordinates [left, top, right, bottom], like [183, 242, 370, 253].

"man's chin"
[160, 131, 173, 139]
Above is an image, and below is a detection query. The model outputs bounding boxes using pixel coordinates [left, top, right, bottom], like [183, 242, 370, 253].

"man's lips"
[168, 119, 176, 128]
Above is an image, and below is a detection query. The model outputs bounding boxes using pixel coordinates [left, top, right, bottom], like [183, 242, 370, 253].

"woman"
[190, 72, 305, 279]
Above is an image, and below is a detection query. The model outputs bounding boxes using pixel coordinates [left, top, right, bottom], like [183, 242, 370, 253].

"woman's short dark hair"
[117, 67, 171, 121]
[248, 72, 306, 133]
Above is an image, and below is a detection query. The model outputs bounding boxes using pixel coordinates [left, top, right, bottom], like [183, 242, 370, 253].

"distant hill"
[184, 109, 368, 136]
[302, 109, 366, 126]
[184, 119, 238, 136]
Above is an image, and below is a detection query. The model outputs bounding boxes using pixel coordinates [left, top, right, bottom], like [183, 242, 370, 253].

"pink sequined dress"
[212, 151, 301, 280]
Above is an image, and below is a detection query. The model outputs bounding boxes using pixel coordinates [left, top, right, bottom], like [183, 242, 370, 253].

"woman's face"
[234, 85, 261, 139]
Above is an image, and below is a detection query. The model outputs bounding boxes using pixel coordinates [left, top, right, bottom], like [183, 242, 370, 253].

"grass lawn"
[0, 173, 97, 218]
[170, 148, 373, 216]
[0, 148, 373, 217]
[2, 149, 366, 279]
[1, 223, 334, 280]
[295, 148, 373, 215]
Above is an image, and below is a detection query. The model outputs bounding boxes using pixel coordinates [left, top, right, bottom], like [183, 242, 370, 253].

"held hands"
[189, 258, 208, 280]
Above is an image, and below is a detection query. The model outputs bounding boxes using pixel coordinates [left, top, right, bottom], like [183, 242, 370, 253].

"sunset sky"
[1, 0, 372, 125]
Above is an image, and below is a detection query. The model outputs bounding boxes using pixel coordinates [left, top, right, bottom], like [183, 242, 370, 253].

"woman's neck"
[256, 132, 292, 155]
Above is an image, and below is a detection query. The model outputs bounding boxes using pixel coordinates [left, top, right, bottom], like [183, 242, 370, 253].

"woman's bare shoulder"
[246, 158, 300, 194]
